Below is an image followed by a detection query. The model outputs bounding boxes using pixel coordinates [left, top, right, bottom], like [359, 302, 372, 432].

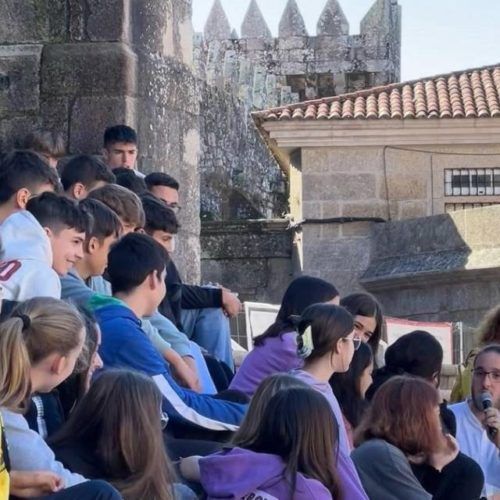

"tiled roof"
[254, 64, 500, 122]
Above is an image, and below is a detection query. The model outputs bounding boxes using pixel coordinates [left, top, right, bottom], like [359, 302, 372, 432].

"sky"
[192, 0, 500, 81]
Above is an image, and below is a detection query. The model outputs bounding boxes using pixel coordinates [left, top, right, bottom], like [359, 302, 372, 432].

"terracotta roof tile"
[254, 63, 500, 122]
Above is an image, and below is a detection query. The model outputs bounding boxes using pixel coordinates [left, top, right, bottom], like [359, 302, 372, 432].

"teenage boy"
[87, 184, 145, 233]
[451, 345, 500, 498]
[142, 195, 233, 368]
[0, 150, 59, 223]
[92, 233, 246, 432]
[23, 130, 65, 170]
[60, 155, 115, 200]
[144, 172, 181, 211]
[85, 185, 207, 392]
[114, 167, 147, 195]
[141, 193, 239, 369]
[0, 193, 88, 300]
[102, 125, 144, 177]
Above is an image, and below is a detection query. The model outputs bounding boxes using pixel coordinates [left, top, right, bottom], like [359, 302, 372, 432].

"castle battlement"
[195, 0, 401, 109]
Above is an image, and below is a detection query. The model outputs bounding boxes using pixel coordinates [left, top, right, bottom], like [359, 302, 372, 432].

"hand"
[171, 358, 201, 392]
[10, 470, 64, 498]
[179, 456, 202, 482]
[428, 434, 459, 472]
[484, 406, 500, 449]
[221, 287, 242, 317]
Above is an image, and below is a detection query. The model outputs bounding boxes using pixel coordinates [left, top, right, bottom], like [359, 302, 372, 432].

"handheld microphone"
[480, 392, 498, 439]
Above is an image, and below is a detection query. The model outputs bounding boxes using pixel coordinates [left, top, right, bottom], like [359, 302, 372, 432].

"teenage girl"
[0, 297, 121, 499]
[229, 276, 339, 396]
[292, 303, 368, 500]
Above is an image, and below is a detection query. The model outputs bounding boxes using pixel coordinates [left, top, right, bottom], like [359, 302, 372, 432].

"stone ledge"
[361, 266, 500, 292]
[201, 219, 291, 235]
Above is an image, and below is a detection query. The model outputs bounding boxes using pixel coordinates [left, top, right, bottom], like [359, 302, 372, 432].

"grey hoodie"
[2, 409, 86, 487]
[0, 211, 60, 300]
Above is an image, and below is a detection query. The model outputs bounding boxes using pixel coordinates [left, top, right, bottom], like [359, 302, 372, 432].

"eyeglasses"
[343, 336, 362, 351]
[166, 202, 181, 214]
[473, 369, 500, 383]
[160, 412, 169, 430]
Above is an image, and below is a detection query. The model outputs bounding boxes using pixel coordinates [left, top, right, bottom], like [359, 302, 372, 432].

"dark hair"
[87, 184, 145, 228]
[330, 342, 373, 428]
[60, 155, 115, 191]
[253, 276, 339, 346]
[107, 233, 169, 294]
[355, 376, 443, 457]
[144, 172, 179, 191]
[141, 194, 180, 235]
[103, 125, 137, 148]
[24, 130, 65, 158]
[0, 150, 59, 203]
[340, 293, 383, 359]
[26, 192, 90, 234]
[474, 343, 500, 367]
[79, 198, 122, 246]
[58, 307, 100, 417]
[367, 330, 443, 401]
[50, 370, 175, 500]
[233, 374, 310, 447]
[114, 168, 147, 195]
[297, 303, 354, 362]
[245, 388, 342, 499]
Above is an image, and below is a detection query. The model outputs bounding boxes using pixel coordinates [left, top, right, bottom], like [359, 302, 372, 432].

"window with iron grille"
[444, 168, 500, 196]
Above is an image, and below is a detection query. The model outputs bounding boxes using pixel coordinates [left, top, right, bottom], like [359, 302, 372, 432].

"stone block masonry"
[0, 0, 201, 282]
[197, 0, 401, 110]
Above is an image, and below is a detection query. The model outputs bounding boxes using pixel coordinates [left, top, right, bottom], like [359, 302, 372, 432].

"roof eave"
[257, 117, 500, 171]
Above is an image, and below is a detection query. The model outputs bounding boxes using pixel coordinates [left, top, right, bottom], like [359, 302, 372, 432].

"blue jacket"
[92, 299, 246, 432]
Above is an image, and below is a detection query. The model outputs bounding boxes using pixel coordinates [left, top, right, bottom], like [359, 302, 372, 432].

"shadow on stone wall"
[201, 219, 299, 304]
[362, 206, 500, 353]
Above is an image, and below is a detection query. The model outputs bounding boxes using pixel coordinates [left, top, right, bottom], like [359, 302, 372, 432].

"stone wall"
[300, 144, 500, 295]
[362, 205, 500, 352]
[200, 219, 297, 304]
[0, 0, 201, 282]
[196, 0, 401, 110]
[199, 82, 287, 220]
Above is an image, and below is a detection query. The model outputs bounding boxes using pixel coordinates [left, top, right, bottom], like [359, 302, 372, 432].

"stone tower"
[0, 0, 201, 282]
[195, 0, 401, 109]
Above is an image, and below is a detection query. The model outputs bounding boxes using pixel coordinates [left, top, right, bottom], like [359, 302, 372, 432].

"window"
[444, 168, 500, 196]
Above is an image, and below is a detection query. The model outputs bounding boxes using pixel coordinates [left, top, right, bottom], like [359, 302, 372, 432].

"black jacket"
[159, 260, 223, 329]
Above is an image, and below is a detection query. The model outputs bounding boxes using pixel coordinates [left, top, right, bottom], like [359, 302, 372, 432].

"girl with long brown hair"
[182, 386, 344, 499]
[352, 376, 484, 500]
[50, 369, 195, 500]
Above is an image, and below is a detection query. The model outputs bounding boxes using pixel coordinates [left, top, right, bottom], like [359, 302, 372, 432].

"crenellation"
[203, 0, 231, 41]
[197, 0, 400, 110]
[279, 0, 308, 38]
[241, 0, 272, 39]
[317, 0, 350, 37]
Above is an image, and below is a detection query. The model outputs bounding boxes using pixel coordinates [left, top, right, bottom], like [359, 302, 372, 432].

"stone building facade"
[254, 64, 500, 342]
[0, 0, 200, 281]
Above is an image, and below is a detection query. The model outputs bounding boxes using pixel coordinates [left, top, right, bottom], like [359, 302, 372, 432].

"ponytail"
[0, 298, 84, 412]
[0, 317, 31, 411]
[295, 304, 354, 362]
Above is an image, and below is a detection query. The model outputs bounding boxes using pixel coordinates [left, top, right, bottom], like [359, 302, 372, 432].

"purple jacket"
[229, 331, 302, 397]
[199, 447, 333, 499]
[293, 370, 369, 500]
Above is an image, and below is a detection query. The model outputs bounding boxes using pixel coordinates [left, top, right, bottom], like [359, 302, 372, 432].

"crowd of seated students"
[0, 124, 498, 499]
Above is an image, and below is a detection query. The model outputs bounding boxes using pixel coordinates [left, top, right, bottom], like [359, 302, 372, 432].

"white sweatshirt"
[0, 211, 61, 300]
